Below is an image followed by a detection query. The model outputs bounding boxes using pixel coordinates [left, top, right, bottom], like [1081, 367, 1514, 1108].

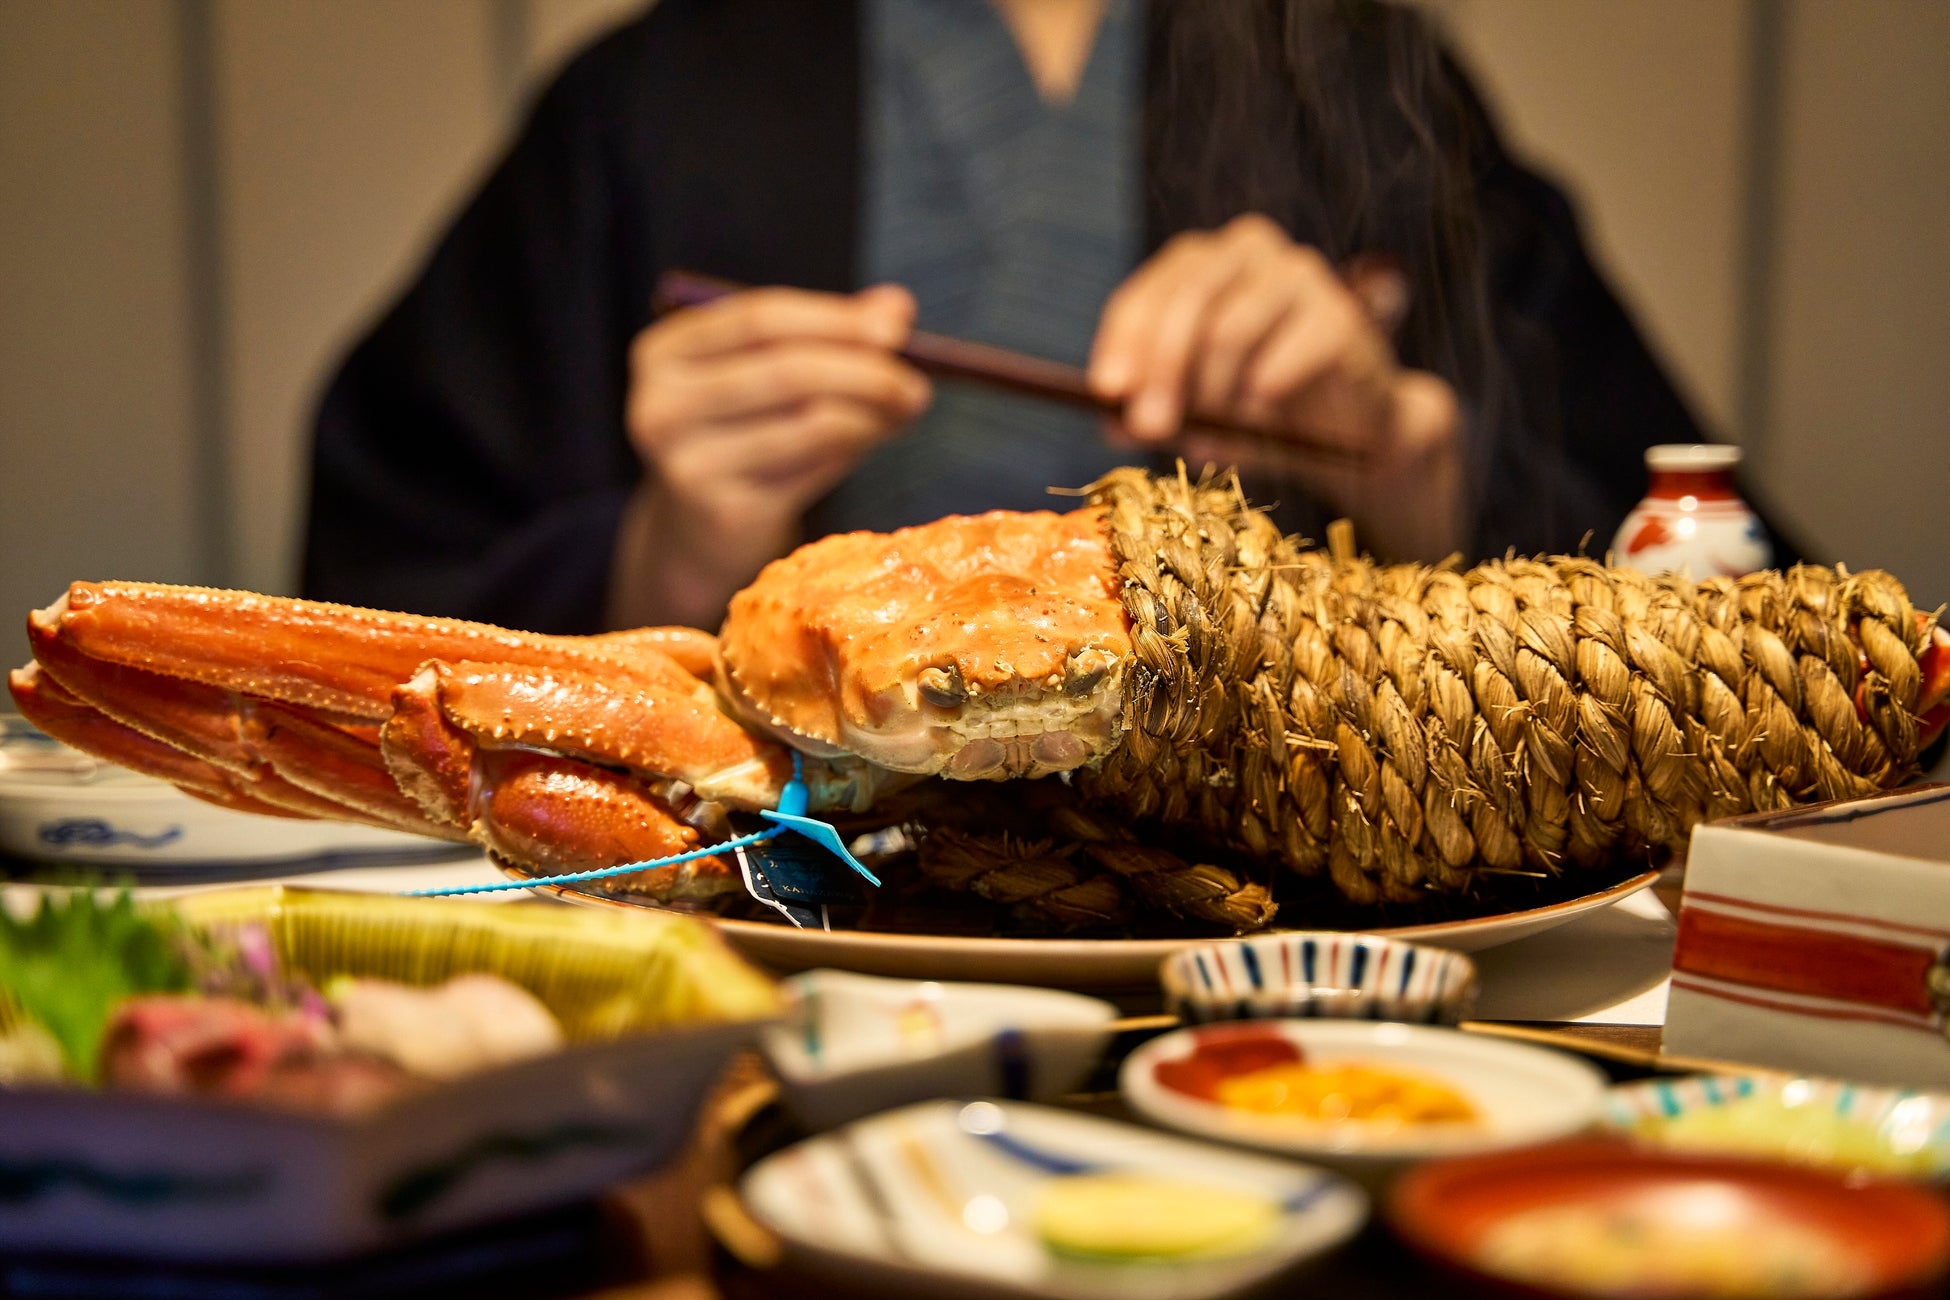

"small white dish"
[0, 716, 455, 870]
[761, 969, 1117, 1130]
[1161, 932, 1478, 1025]
[741, 1098, 1368, 1300]
[1121, 1020, 1608, 1185]
[1603, 1072, 1950, 1180]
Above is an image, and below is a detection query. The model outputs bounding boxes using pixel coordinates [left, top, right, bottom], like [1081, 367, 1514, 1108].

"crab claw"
[384, 659, 796, 814]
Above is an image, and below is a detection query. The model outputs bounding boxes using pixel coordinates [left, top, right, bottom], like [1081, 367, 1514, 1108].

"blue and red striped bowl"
[1161, 932, 1479, 1026]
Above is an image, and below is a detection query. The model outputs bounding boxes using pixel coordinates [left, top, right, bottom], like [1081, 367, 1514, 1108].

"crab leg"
[432, 750, 735, 896]
[17, 583, 785, 895]
[30, 582, 718, 721]
[9, 663, 303, 820]
[1920, 624, 1950, 749]
[15, 642, 739, 897]
[587, 626, 721, 681]
[244, 702, 459, 835]
[379, 666, 740, 896]
[18, 580, 763, 834]
[25, 611, 307, 777]
[17, 623, 454, 835]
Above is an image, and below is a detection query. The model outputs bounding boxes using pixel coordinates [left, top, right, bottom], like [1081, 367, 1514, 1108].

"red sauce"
[1154, 1029, 1302, 1102]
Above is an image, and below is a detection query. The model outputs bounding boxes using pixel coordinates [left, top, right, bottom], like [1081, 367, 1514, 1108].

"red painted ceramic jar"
[1611, 444, 1771, 578]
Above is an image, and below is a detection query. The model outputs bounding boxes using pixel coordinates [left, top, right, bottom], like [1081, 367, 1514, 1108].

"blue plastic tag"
[735, 830, 870, 930]
[758, 809, 880, 885]
[755, 757, 879, 885]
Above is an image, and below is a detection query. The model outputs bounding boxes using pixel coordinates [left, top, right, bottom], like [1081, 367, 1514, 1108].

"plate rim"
[520, 867, 1663, 986]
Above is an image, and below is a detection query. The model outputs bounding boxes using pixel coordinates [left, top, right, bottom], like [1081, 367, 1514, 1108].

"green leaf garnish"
[0, 891, 191, 1081]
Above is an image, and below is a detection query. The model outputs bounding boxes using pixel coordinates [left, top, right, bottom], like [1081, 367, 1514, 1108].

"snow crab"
[5, 507, 1129, 907]
[11, 470, 1950, 929]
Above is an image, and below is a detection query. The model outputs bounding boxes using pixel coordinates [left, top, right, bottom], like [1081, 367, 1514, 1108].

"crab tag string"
[758, 814, 880, 886]
[401, 753, 878, 897]
[399, 829, 781, 898]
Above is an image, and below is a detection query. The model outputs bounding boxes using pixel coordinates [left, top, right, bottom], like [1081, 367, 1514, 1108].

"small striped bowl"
[1160, 932, 1479, 1026]
[1603, 1073, 1950, 1180]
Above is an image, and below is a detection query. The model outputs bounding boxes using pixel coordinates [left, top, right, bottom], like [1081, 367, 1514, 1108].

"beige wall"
[0, 1, 202, 639]
[1, 0, 1946, 646]
[1434, 0, 1750, 439]
[1435, 0, 1950, 607]
[1766, 0, 1950, 599]
[213, 0, 643, 595]
[214, 1, 502, 595]
[0, 0, 643, 645]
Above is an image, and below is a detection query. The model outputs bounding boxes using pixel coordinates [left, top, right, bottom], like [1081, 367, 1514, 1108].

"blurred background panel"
[1764, 1, 1950, 609]
[1431, 0, 1750, 444]
[0, 0, 1944, 641]
[1437, 0, 1950, 605]
[1, 1, 203, 617]
[213, 0, 503, 597]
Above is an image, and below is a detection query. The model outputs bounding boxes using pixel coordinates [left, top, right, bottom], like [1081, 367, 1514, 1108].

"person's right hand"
[610, 285, 931, 628]
[629, 283, 930, 537]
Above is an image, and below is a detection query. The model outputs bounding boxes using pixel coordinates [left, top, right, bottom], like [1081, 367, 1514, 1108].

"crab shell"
[717, 507, 1134, 781]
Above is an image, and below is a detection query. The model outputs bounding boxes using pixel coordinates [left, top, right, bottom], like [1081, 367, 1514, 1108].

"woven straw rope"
[1078, 467, 1928, 907]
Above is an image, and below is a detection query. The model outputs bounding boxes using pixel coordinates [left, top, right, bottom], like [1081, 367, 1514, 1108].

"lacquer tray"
[0, 887, 778, 1264]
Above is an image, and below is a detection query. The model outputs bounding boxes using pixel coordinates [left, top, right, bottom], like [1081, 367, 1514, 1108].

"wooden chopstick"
[653, 269, 1367, 466]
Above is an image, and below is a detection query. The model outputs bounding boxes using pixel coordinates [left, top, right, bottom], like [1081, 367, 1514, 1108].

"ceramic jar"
[1611, 443, 1771, 578]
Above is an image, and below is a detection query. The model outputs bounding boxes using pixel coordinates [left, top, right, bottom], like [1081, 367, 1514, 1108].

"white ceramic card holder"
[1664, 784, 1950, 1087]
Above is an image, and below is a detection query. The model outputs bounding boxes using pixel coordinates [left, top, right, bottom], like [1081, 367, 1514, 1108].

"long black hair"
[1145, 0, 1511, 523]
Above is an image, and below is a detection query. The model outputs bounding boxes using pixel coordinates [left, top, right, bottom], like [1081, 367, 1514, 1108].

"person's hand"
[1087, 214, 1462, 557]
[608, 284, 931, 628]
[1088, 212, 1456, 466]
[629, 283, 930, 539]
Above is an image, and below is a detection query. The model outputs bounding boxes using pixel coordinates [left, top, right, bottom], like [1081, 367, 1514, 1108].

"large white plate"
[529, 868, 1662, 992]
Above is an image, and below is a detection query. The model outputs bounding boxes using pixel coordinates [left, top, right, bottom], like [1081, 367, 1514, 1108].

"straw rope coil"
[905, 783, 1278, 933]
[1078, 466, 1931, 908]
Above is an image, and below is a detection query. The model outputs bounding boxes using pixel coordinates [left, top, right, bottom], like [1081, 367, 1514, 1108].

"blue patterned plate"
[0, 714, 453, 870]
[741, 1098, 1367, 1299]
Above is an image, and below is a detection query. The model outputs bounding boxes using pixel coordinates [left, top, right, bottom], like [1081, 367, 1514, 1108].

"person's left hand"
[1086, 213, 1459, 477]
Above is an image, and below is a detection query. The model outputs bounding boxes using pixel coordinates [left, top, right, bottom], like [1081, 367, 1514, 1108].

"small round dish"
[761, 969, 1118, 1131]
[1603, 1073, 1950, 1181]
[1120, 1020, 1607, 1184]
[1160, 932, 1478, 1025]
[1387, 1139, 1950, 1299]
